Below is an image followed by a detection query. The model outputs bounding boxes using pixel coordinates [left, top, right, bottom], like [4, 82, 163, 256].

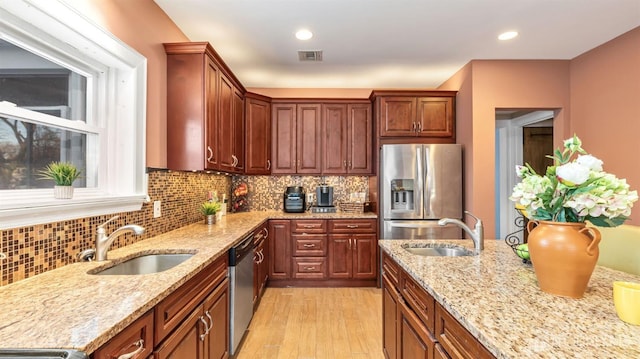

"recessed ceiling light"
[295, 29, 313, 41]
[498, 31, 518, 41]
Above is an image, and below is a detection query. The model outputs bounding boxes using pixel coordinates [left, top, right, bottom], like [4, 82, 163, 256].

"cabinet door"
[382, 274, 400, 359]
[379, 97, 417, 137]
[322, 104, 348, 174]
[232, 89, 245, 172]
[296, 103, 322, 174]
[259, 226, 269, 295]
[154, 306, 205, 359]
[416, 97, 454, 138]
[245, 97, 271, 175]
[328, 234, 352, 279]
[93, 311, 154, 359]
[399, 299, 434, 359]
[352, 234, 377, 279]
[268, 220, 291, 279]
[347, 103, 372, 174]
[205, 57, 220, 170]
[218, 74, 235, 172]
[271, 104, 297, 174]
[203, 278, 230, 359]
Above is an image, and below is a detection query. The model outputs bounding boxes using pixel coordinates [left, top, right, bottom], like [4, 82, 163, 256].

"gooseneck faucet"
[96, 215, 145, 261]
[438, 211, 484, 252]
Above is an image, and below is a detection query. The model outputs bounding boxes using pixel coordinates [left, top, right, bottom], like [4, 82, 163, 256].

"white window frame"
[0, 0, 147, 229]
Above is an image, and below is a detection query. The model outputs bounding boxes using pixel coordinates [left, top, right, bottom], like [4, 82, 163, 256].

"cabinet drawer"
[435, 303, 494, 359]
[292, 234, 327, 256]
[292, 219, 326, 233]
[154, 255, 228, 344]
[401, 271, 435, 334]
[292, 257, 327, 279]
[382, 252, 400, 288]
[93, 310, 154, 359]
[328, 219, 376, 233]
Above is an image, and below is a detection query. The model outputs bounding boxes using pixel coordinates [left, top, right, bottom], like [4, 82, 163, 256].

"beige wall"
[570, 27, 640, 225]
[68, 0, 189, 168]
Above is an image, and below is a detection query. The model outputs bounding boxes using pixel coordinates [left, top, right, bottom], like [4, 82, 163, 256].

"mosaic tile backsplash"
[0, 170, 231, 286]
[0, 172, 370, 286]
[231, 175, 370, 211]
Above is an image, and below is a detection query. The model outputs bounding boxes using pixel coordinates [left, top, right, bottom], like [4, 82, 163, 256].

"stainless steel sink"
[402, 244, 476, 257]
[90, 253, 194, 275]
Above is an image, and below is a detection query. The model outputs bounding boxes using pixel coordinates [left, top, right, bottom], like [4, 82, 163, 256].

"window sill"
[0, 195, 147, 230]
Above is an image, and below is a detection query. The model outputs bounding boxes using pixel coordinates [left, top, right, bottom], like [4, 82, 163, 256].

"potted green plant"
[39, 161, 81, 199]
[200, 201, 221, 225]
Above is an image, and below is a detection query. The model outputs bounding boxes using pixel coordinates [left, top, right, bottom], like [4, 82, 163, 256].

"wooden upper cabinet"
[165, 42, 245, 173]
[271, 103, 297, 174]
[373, 91, 456, 141]
[296, 104, 322, 174]
[322, 104, 348, 174]
[347, 103, 372, 174]
[271, 102, 322, 175]
[245, 93, 271, 175]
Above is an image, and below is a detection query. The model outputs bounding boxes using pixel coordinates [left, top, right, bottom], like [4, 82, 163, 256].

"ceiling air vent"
[298, 50, 323, 62]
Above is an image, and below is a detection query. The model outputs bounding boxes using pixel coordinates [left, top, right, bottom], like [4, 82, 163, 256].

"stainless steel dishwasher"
[228, 232, 255, 356]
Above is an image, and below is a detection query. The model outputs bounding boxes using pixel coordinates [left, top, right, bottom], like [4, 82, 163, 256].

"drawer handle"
[199, 316, 210, 341]
[304, 225, 315, 229]
[117, 339, 144, 359]
[305, 266, 316, 271]
[205, 310, 213, 331]
[303, 244, 316, 248]
[346, 225, 358, 229]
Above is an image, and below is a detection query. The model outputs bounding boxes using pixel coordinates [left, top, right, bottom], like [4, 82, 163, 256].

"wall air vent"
[298, 50, 323, 62]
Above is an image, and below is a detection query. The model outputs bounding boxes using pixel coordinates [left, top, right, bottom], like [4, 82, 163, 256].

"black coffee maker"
[316, 184, 334, 207]
[283, 186, 306, 213]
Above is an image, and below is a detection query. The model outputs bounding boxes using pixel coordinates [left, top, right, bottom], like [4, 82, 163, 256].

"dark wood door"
[399, 299, 433, 359]
[328, 234, 352, 279]
[205, 57, 219, 170]
[322, 103, 348, 174]
[245, 96, 271, 175]
[268, 220, 291, 280]
[296, 103, 322, 174]
[352, 234, 377, 279]
[416, 97, 454, 138]
[383, 275, 400, 359]
[271, 104, 297, 174]
[154, 307, 205, 359]
[259, 227, 269, 293]
[203, 278, 229, 359]
[379, 97, 417, 137]
[232, 89, 245, 172]
[218, 74, 234, 172]
[523, 127, 553, 176]
[347, 103, 372, 174]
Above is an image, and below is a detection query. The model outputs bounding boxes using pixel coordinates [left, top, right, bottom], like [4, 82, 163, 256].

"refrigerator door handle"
[415, 146, 424, 218]
[424, 145, 431, 218]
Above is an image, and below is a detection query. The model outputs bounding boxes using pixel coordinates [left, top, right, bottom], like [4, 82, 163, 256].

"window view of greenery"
[0, 40, 88, 190]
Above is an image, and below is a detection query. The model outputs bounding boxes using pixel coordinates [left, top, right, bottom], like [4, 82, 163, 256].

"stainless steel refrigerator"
[380, 144, 463, 239]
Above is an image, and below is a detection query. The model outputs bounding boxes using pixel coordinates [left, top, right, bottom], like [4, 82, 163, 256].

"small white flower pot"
[54, 185, 74, 199]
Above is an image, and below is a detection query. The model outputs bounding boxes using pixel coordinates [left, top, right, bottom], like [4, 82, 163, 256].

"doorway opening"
[495, 109, 555, 240]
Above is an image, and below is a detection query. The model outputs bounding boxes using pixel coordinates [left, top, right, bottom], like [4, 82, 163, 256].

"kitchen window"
[0, 0, 147, 229]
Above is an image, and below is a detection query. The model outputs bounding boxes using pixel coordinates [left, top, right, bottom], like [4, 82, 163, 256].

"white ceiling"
[153, 0, 640, 89]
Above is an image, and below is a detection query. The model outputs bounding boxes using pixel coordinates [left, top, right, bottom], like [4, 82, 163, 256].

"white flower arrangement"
[510, 135, 638, 227]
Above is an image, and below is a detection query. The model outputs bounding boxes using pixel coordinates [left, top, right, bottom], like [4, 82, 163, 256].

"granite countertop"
[0, 211, 375, 353]
[379, 239, 640, 359]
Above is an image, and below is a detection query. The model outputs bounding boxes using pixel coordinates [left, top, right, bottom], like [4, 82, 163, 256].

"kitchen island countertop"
[0, 211, 375, 353]
[379, 239, 640, 358]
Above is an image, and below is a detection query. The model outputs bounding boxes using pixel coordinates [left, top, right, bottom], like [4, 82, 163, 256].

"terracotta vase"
[526, 220, 601, 298]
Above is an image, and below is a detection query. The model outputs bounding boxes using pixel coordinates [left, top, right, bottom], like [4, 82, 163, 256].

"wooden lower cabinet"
[253, 224, 269, 309]
[203, 278, 230, 359]
[382, 252, 494, 359]
[268, 220, 291, 280]
[93, 311, 154, 359]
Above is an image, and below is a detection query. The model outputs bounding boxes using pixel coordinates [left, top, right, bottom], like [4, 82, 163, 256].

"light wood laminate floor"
[236, 287, 384, 359]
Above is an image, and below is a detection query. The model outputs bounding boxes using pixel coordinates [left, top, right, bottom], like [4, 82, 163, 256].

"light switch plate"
[153, 200, 161, 218]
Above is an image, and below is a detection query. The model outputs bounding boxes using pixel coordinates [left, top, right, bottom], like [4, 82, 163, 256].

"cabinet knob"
[117, 339, 144, 359]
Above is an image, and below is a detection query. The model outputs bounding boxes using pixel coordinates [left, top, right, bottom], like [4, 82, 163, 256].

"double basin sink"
[88, 253, 194, 275]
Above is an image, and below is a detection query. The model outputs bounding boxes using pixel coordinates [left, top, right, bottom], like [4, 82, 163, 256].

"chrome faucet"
[95, 216, 145, 261]
[438, 211, 484, 252]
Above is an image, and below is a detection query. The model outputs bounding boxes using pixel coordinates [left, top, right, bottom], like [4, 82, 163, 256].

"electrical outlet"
[307, 193, 314, 204]
[153, 200, 162, 218]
